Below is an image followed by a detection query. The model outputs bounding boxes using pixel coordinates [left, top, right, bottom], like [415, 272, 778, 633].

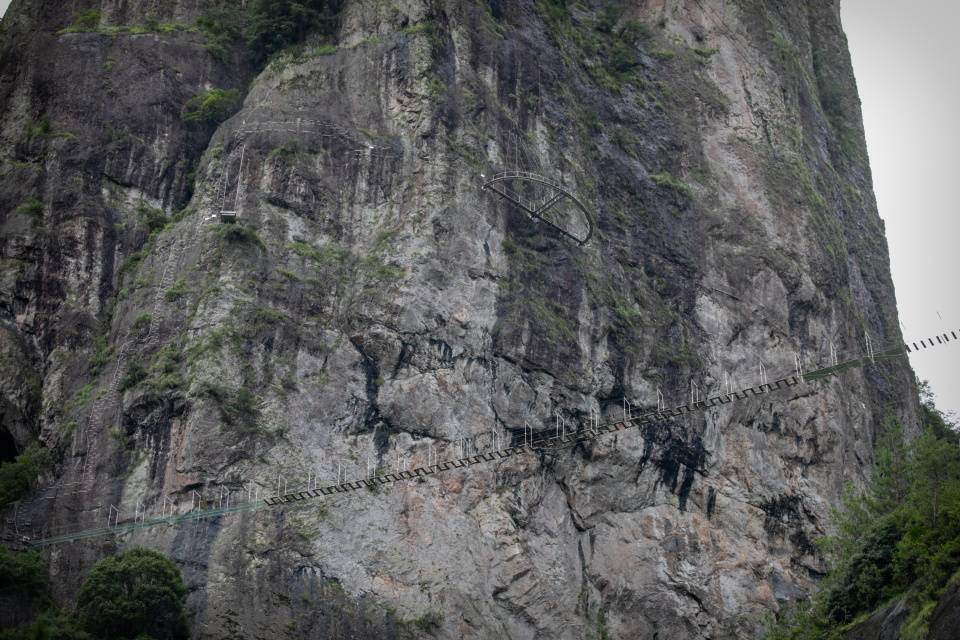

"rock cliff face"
[0, 1, 920, 638]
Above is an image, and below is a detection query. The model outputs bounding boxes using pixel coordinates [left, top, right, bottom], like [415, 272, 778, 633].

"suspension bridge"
[16, 326, 953, 549]
[13, 106, 948, 548]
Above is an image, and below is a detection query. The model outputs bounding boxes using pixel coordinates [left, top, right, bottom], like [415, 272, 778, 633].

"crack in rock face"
[0, 0, 920, 638]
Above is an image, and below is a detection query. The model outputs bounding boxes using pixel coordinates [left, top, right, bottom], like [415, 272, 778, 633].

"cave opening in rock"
[0, 423, 19, 463]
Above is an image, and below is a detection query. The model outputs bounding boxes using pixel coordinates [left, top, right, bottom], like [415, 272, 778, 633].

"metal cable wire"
[21, 326, 951, 548]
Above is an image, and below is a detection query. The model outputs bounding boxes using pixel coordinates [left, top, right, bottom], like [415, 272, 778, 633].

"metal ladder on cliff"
[218, 144, 245, 223]
[73, 210, 184, 482]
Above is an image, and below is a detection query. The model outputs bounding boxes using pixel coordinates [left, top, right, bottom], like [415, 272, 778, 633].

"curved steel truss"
[482, 171, 594, 245]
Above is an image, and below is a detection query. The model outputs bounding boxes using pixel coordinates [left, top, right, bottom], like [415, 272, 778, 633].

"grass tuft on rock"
[14, 197, 43, 217]
[164, 279, 188, 301]
[89, 335, 113, 376]
[131, 313, 152, 332]
[59, 9, 101, 33]
[650, 171, 693, 197]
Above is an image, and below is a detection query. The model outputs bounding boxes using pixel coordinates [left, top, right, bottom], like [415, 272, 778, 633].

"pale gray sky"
[842, 0, 960, 418]
[0, 0, 953, 416]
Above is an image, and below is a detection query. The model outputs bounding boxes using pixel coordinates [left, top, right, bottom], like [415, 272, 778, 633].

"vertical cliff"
[0, 1, 920, 638]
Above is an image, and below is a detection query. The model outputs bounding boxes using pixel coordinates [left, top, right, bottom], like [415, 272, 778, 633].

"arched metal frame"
[482, 170, 595, 246]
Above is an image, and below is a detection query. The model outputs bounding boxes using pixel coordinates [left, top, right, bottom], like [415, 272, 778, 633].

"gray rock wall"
[0, 1, 920, 638]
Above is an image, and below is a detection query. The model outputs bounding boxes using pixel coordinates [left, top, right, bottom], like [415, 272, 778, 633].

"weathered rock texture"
[0, 1, 921, 638]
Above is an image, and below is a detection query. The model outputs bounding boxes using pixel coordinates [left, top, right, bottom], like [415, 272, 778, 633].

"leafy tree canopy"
[0, 547, 47, 596]
[0, 443, 51, 509]
[766, 382, 960, 638]
[246, 0, 342, 64]
[76, 549, 188, 640]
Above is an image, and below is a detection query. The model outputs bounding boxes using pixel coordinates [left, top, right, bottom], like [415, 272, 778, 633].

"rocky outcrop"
[843, 599, 909, 640]
[841, 576, 960, 640]
[925, 579, 960, 640]
[0, 1, 920, 638]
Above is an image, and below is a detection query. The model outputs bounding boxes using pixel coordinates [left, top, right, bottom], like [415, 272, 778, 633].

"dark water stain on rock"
[760, 494, 817, 556]
[638, 420, 708, 511]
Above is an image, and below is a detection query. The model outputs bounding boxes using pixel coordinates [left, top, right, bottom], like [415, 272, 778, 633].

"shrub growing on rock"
[182, 88, 240, 125]
[211, 223, 263, 247]
[119, 362, 147, 391]
[0, 443, 51, 508]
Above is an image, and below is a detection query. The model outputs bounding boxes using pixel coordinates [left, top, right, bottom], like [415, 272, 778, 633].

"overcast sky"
[841, 0, 960, 417]
[0, 0, 955, 416]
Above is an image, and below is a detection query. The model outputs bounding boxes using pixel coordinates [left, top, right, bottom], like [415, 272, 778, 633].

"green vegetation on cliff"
[0, 547, 46, 596]
[535, 0, 649, 92]
[195, 8, 244, 61]
[196, 380, 260, 432]
[182, 88, 241, 125]
[0, 548, 188, 640]
[118, 361, 147, 391]
[210, 222, 264, 247]
[77, 549, 188, 640]
[59, 10, 101, 34]
[650, 172, 693, 197]
[247, 0, 342, 64]
[194, 0, 343, 66]
[13, 198, 42, 217]
[58, 9, 195, 37]
[58, 1, 343, 69]
[0, 444, 51, 508]
[766, 383, 960, 639]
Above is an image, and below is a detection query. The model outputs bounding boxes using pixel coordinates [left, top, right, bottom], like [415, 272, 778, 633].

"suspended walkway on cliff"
[18, 327, 956, 549]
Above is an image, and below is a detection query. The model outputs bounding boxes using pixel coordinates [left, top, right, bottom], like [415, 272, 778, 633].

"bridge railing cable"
[19, 327, 951, 548]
